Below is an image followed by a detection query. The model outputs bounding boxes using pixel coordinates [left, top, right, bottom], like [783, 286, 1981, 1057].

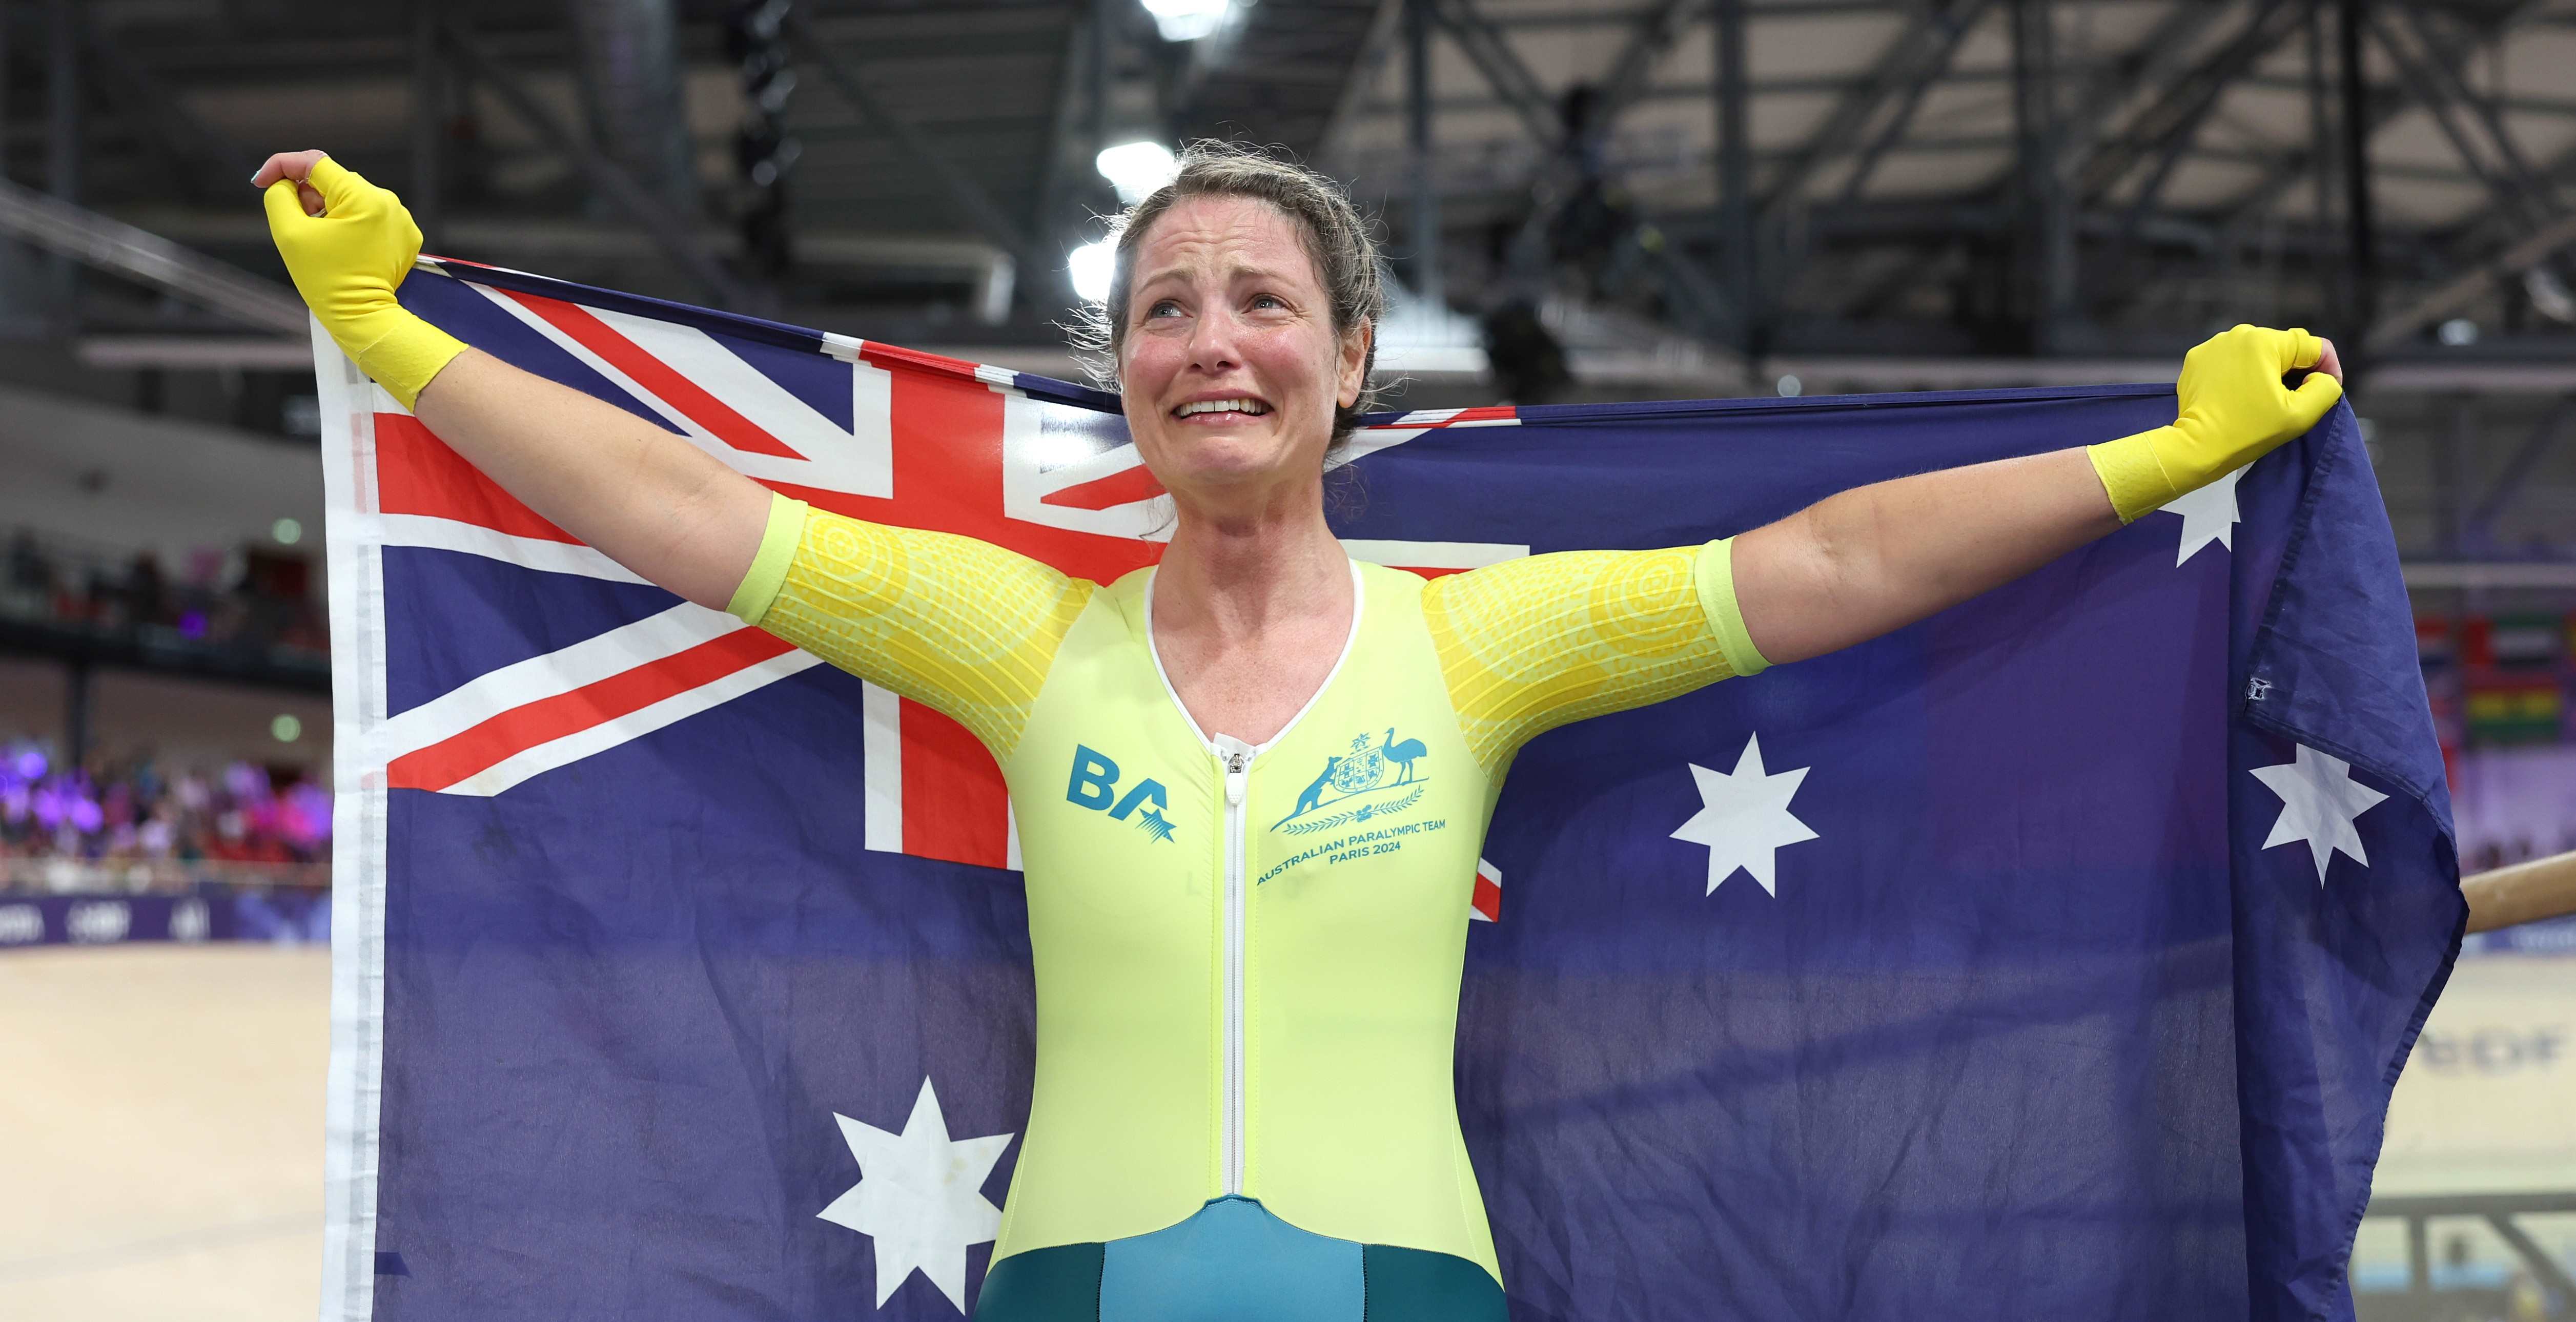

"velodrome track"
[0, 946, 324, 1320]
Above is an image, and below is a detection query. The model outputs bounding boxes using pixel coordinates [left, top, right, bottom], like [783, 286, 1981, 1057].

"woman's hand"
[2312, 336, 2345, 388]
[249, 150, 331, 217]
[2089, 325, 2346, 524]
[253, 149, 464, 410]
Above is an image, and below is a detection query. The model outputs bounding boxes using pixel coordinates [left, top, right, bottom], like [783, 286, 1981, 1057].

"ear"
[1336, 319, 1372, 410]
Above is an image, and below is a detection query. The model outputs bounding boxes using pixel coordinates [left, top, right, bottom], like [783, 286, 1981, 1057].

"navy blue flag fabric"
[315, 261, 2463, 1322]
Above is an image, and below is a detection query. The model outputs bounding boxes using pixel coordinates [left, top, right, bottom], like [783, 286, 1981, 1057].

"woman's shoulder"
[1350, 555, 1441, 607]
[1058, 562, 1154, 641]
[1096, 561, 1156, 597]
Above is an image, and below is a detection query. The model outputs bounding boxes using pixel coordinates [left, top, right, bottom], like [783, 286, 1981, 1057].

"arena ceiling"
[17, 0, 2567, 355]
[3, 0, 2572, 567]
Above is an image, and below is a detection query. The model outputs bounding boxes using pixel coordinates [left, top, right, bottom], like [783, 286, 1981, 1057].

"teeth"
[1178, 398, 1266, 417]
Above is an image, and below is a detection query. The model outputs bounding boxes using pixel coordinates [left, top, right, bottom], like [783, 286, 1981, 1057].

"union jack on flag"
[336, 259, 1518, 879]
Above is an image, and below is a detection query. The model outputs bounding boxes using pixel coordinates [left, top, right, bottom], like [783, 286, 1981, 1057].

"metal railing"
[2466, 850, 2576, 933]
[2359, 1191, 2576, 1315]
[0, 174, 308, 333]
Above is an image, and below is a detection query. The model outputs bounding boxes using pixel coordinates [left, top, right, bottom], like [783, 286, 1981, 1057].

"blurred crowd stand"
[0, 737, 329, 895]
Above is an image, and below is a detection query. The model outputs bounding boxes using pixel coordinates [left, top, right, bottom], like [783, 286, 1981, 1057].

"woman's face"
[1118, 194, 1368, 509]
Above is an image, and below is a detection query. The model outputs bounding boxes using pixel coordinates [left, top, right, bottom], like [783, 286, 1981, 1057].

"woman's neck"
[1154, 493, 1349, 642]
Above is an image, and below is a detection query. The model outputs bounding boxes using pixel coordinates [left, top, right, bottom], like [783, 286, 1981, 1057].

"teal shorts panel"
[972, 1196, 1505, 1321]
[1100, 1195, 1360, 1319]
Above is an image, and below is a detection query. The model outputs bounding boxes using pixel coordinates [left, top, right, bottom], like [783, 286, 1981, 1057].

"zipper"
[1220, 745, 1250, 1194]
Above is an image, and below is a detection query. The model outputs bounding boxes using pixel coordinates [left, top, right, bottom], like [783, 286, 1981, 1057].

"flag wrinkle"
[2238, 407, 2451, 824]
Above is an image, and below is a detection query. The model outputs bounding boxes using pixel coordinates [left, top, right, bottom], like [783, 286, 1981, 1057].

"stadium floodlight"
[1096, 140, 1179, 204]
[1139, 0, 1230, 42]
[1070, 240, 1116, 304]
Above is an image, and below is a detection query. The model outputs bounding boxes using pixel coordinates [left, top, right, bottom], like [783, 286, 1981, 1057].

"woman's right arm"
[255, 149, 765, 610]
[257, 150, 1092, 762]
[410, 348, 769, 611]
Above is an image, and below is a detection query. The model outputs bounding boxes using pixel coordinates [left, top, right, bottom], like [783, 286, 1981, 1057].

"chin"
[1172, 453, 1277, 489]
[1163, 443, 1310, 493]
[1159, 426, 1279, 463]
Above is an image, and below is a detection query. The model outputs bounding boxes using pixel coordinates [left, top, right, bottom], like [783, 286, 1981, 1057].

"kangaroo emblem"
[1270, 729, 1434, 836]
[1379, 727, 1427, 784]
[1277, 755, 1344, 830]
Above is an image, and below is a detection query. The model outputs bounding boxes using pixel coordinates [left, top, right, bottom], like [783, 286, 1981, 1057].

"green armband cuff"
[351, 312, 469, 412]
[1696, 535, 1771, 678]
[725, 493, 808, 625]
[2086, 427, 2183, 525]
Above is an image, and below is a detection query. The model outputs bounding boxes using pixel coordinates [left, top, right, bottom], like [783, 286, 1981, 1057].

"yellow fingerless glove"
[261, 157, 465, 410]
[2086, 324, 2346, 524]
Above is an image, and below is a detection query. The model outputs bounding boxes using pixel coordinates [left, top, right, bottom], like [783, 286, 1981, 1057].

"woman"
[257, 142, 2342, 1320]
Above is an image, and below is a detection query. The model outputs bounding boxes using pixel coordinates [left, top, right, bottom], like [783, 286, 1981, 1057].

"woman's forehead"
[1132, 196, 1318, 285]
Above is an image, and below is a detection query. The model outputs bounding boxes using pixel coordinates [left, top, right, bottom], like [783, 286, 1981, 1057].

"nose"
[1183, 302, 1243, 377]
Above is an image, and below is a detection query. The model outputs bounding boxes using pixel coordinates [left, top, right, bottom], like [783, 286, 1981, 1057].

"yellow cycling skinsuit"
[725, 493, 1768, 1319]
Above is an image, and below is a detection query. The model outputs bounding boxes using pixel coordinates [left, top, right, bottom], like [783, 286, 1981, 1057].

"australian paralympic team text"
[1258, 819, 1449, 884]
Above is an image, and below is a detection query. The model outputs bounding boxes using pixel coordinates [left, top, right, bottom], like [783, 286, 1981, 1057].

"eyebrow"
[1134, 261, 1295, 292]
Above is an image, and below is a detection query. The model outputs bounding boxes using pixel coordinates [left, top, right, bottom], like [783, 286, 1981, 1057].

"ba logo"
[1065, 744, 1178, 843]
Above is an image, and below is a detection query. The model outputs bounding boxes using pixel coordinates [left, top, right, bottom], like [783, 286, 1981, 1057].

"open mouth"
[1172, 397, 1272, 420]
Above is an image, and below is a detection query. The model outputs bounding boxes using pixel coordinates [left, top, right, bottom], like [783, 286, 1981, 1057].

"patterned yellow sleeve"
[725, 493, 1094, 760]
[1423, 536, 1770, 772]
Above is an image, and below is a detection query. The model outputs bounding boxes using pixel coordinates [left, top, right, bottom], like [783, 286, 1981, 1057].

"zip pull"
[1223, 751, 1248, 807]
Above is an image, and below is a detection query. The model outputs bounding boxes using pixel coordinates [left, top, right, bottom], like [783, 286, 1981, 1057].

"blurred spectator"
[0, 737, 331, 893]
[0, 524, 325, 660]
[126, 549, 167, 626]
[8, 528, 45, 598]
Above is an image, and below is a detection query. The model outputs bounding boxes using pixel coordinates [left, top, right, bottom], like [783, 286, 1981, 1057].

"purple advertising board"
[0, 887, 331, 949]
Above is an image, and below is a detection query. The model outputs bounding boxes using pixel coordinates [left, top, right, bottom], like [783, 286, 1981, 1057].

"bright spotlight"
[1096, 140, 1180, 205]
[1070, 241, 1115, 304]
[271, 714, 303, 743]
[272, 517, 303, 545]
[1140, 0, 1230, 41]
[1775, 375, 1803, 398]
[2437, 318, 2479, 346]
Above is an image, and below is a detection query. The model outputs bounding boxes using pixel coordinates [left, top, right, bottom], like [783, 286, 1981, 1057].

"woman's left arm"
[1730, 325, 2346, 668]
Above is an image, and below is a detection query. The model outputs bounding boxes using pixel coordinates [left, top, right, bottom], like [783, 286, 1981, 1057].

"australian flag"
[316, 260, 2461, 1322]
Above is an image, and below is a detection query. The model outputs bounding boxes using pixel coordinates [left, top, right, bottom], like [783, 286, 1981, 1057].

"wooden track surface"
[0, 946, 324, 1321]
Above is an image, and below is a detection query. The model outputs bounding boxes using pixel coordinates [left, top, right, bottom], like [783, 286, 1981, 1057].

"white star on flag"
[1670, 732, 1819, 896]
[817, 1078, 1014, 1313]
[2156, 464, 2248, 566]
[2248, 741, 2390, 884]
